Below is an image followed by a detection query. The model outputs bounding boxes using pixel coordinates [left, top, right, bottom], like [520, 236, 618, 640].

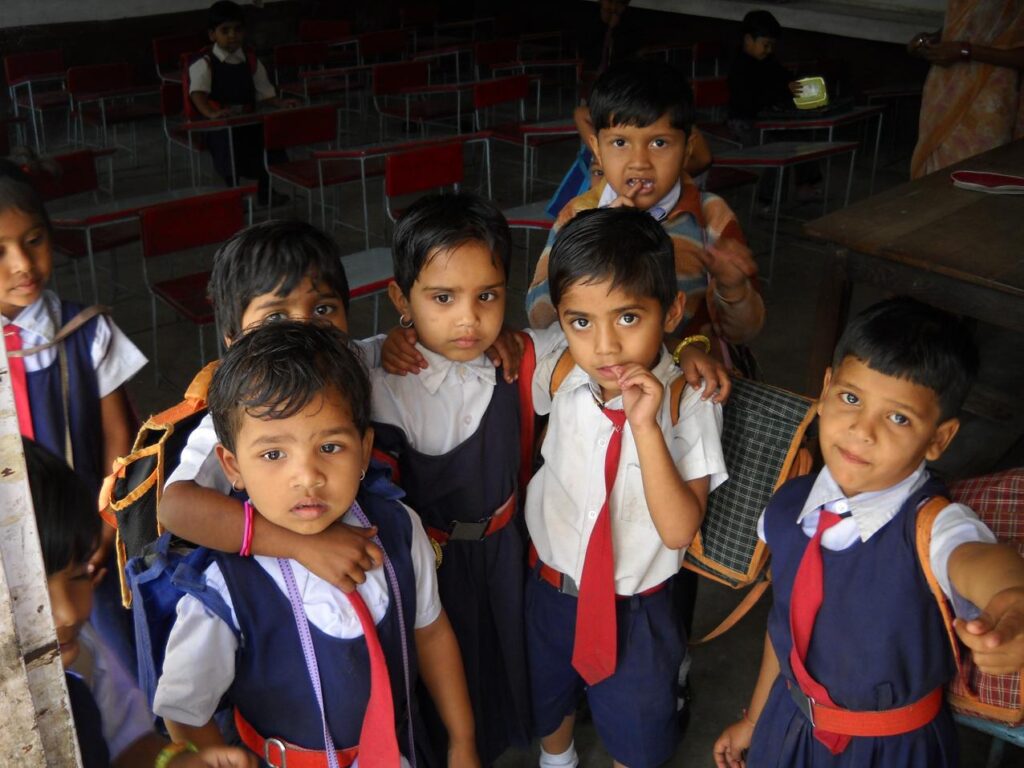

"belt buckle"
[788, 682, 816, 728]
[560, 574, 579, 598]
[448, 519, 489, 542]
[264, 738, 287, 768]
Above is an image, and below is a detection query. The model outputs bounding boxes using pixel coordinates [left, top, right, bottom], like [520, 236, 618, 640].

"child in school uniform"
[713, 297, 1024, 768]
[24, 437, 255, 768]
[0, 159, 145, 664]
[525, 207, 727, 768]
[188, 1, 296, 206]
[370, 192, 541, 765]
[153, 321, 477, 766]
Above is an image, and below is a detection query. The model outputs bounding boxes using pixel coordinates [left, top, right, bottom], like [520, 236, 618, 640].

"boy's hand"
[86, 523, 116, 586]
[172, 746, 258, 768]
[713, 719, 754, 768]
[956, 585, 1024, 674]
[788, 81, 804, 96]
[484, 328, 525, 382]
[919, 41, 965, 67]
[607, 180, 642, 209]
[382, 326, 427, 375]
[447, 739, 481, 768]
[699, 238, 758, 296]
[615, 363, 664, 431]
[294, 522, 384, 592]
[676, 344, 731, 403]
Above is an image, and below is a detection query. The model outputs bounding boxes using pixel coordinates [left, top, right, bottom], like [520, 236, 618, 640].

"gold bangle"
[154, 742, 198, 768]
[672, 335, 712, 365]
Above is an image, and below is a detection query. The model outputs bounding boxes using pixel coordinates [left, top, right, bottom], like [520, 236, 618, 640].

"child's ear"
[586, 129, 602, 165]
[925, 417, 961, 462]
[662, 291, 685, 334]
[387, 281, 411, 323]
[682, 131, 696, 172]
[816, 367, 833, 416]
[208, 29, 217, 43]
[215, 444, 244, 491]
[360, 426, 374, 476]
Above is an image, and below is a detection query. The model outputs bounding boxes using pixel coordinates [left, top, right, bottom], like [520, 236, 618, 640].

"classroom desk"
[803, 139, 1024, 395]
[755, 104, 885, 193]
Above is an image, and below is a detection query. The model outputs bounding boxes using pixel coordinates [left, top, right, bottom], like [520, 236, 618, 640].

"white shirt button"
[834, 500, 849, 514]
[463, 415, 472, 425]
[598, 438, 607, 447]
[588, 510, 597, 519]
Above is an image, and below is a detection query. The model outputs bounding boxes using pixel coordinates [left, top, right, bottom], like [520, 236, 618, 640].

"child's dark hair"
[209, 219, 350, 342]
[742, 10, 782, 40]
[589, 59, 695, 135]
[392, 192, 512, 295]
[209, 320, 371, 453]
[549, 207, 677, 314]
[22, 438, 100, 576]
[832, 296, 979, 421]
[0, 159, 51, 231]
[208, 0, 244, 30]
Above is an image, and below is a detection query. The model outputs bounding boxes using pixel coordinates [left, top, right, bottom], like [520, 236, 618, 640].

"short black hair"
[549, 207, 677, 314]
[209, 219, 350, 342]
[832, 296, 979, 421]
[391, 192, 511, 296]
[22, 439, 100, 576]
[742, 10, 782, 40]
[208, 321, 372, 453]
[0, 159, 51, 231]
[208, 0, 244, 30]
[589, 59, 695, 135]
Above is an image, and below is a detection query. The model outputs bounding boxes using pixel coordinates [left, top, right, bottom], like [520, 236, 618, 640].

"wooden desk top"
[804, 139, 1024, 298]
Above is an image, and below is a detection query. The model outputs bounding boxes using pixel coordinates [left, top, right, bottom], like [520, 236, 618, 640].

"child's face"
[817, 356, 960, 497]
[0, 207, 52, 319]
[217, 388, 373, 536]
[209, 20, 245, 53]
[232, 272, 348, 346]
[588, 114, 692, 211]
[743, 34, 776, 60]
[47, 561, 93, 668]
[387, 239, 506, 363]
[558, 277, 683, 400]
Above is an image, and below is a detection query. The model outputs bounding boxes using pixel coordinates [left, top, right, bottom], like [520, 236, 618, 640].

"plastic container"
[793, 76, 829, 110]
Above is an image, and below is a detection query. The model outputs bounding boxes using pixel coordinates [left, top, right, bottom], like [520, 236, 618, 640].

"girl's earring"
[231, 479, 242, 492]
[399, 315, 414, 329]
[360, 469, 366, 481]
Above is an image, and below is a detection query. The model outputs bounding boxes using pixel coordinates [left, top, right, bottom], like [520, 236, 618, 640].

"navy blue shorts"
[525, 571, 684, 768]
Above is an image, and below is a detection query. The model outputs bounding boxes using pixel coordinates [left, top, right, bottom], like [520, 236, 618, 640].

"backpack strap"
[516, 332, 538, 497]
[915, 496, 965, 674]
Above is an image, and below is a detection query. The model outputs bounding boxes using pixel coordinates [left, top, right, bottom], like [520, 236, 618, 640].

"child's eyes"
[264, 311, 287, 323]
[314, 303, 336, 316]
[320, 443, 342, 454]
[651, 138, 668, 148]
[839, 392, 859, 405]
[478, 291, 498, 302]
[618, 313, 639, 326]
[433, 294, 452, 304]
[569, 318, 589, 330]
[611, 138, 627, 148]
[261, 449, 284, 461]
[889, 413, 910, 426]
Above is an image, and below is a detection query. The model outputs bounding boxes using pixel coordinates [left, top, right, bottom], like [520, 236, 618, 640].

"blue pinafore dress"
[750, 475, 959, 767]
[372, 369, 531, 764]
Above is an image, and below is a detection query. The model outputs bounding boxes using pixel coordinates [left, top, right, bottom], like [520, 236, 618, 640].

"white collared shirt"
[187, 43, 276, 101]
[525, 324, 727, 595]
[598, 179, 682, 221]
[1, 290, 146, 397]
[153, 502, 441, 727]
[756, 463, 996, 602]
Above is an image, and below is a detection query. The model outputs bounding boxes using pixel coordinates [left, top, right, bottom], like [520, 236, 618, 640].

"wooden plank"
[0, 342, 81, 766]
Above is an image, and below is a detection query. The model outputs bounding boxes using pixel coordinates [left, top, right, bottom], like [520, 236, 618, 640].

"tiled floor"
[29, 87, 1021, 766]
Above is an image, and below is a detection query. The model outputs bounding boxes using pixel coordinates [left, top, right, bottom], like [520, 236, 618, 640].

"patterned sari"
[911, 0, 1024, 178]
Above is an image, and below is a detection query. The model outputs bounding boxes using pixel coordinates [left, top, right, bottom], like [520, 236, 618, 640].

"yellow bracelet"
[672, 335, 712, 365]
[154, 742, 198, 768]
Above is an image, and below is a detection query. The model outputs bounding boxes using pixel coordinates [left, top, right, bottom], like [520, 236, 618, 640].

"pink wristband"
[240, 500, 255, 557]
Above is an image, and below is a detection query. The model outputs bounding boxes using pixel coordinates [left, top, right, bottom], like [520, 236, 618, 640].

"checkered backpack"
[916, 469, 1024, 725]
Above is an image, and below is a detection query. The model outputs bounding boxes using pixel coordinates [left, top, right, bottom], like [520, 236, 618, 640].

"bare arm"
[415, 612, 479, 767]
[92, 387, 135, 574]
[713, 631, 778, 768]
[189, 91, 229, 119]
[164, 720, 227, 751]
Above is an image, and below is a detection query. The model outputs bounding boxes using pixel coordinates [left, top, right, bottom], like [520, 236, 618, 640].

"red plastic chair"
[138, 187, 249, 379]
[66, 63, 160, 155]
[299, 19, 353, 43]
[473, 39, 520, 78]
[159, 82, 204, 186]
[358, 29, 410, 64]
[152, 33, 207, 83]
[4, 49, 69, 152]
[372, 60, 464, 139]
[263, 104, 339, 218]
[692, 41, 723, 78]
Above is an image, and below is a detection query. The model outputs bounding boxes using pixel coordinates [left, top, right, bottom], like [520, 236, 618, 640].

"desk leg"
[870, 112, 884, 194]
[227, 128, 236, 189]
[85, 228, 99, 305]
[768, 164, 784, 281]
[844, 150, 857, 207]
[807, 246, 852, 394]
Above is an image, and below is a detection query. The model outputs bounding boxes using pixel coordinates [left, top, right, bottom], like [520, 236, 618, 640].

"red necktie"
[4, 326, 35, 439]
[571, 405, 627, 686]
[346, 591, 400, 768]
[788, 508, 850, 754]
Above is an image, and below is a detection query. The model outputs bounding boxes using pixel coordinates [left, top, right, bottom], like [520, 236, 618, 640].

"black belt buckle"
[448, 519, 490, 541]
[788, 681, 816, 727]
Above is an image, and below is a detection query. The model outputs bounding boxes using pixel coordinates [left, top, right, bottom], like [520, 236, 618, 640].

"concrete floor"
[30, 83, 1021, 766]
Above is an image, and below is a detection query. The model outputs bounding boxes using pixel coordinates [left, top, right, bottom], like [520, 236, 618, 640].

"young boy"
[153, 322, 477, 765]
[24, 437, 255, 768]
[525, 207, 727, 768]
[188, 1, 296, 205]
[713, 297, 1024, 768]
[527, 58, 764, 356]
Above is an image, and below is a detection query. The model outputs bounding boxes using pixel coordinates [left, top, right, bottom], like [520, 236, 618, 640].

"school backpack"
[180, 46, 258, 121]
[916, 469, 1024, 725]
[99, 361, 218, 607]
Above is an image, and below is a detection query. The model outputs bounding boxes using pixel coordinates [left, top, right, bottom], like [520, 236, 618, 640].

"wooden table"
[803, 139, 1024, 394]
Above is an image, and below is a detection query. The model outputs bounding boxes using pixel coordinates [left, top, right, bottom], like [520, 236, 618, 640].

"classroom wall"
[0, 0, 285, 29]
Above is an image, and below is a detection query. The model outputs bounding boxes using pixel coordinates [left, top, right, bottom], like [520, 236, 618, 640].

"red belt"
[527, 543, 667, 600]
[426, 492, 516, 545]
[787, 682, 944, 737]
[235, 709, 359, 768]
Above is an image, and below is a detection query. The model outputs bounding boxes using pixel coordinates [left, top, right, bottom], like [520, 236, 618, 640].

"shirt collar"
[0, 291, 57, 344]
[212, 44, 246, 64]
[598, 180, 682, 222]
[798, 462, 929, 542]
[413, 343, 496, 395]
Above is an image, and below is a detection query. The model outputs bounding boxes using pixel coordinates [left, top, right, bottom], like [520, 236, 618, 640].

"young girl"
[24, 436, 255, 768]
[1, 159, 145, 661]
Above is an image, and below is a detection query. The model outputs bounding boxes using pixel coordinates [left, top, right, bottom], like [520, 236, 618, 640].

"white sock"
[539, 742, 579, 768]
